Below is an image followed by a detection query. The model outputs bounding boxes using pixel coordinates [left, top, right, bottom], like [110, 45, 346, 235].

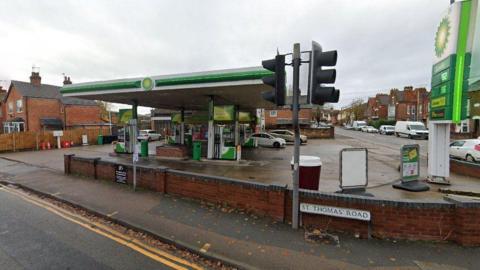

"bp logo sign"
[435, 17, 451, 58]
[141, 77, 154, 91]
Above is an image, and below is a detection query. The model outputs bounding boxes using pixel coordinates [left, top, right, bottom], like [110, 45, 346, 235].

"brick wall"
[64, 105, 102, 127]
[66, 156, 480, 246]
[27, 98, 61, 131]
[299, 127, 334, 139]
[450, 159, 480, 178]
[265, 108, 312, 127]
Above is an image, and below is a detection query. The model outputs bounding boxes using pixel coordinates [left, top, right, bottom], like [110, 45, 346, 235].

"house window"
[16, 99, 23, 113]
[8, 102, 13, 114]
[269, 110, 277, 117]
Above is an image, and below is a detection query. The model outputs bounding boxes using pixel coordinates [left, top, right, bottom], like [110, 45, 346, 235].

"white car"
[269, 130, 307, 144]
[250, 132, 286, 148]
[361, 126, 378, 133]
[379, 125, 395, 135]
[137, 129, 161, 141]
[449, 139, 480, 162]
[352, 121, 367, 131]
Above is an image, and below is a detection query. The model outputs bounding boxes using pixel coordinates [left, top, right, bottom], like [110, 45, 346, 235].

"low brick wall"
[65, 154, 480, 246]
[450, 159, 480, 178]
[156, 145, 189, 158]
[300, 127, 334, 139]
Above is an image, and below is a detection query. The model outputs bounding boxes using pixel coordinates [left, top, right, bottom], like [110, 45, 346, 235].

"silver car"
[269, 130, 307, 144]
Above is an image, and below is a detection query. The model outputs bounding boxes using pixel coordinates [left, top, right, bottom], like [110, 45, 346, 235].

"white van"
[352, 121, 367, 131]
[394, 121, 429, 139]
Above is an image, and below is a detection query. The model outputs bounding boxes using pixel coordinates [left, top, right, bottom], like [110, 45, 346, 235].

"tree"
[349, 98, 367, 121]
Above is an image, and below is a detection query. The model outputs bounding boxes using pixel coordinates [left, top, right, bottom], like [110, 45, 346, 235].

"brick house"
[387, 87, 429, 123]
[1, 71, 103, 133]
[365, 94, 389, 120]
[0, 86, 7, 126]
[264, 108, 313, 128]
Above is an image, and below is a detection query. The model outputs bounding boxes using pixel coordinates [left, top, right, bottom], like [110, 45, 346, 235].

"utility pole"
[291, 43, 301, 229]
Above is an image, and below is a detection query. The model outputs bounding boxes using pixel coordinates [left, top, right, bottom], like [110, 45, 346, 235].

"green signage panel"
[118, 109, 132, 125]
[214, 105, 235, 121]
[400, 144, 420, 181]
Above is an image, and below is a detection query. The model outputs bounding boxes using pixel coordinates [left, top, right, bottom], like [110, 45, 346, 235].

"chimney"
[63, 76, 72, 85]
[30, 66, 41, 86]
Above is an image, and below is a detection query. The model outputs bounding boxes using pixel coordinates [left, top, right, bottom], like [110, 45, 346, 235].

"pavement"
[0, 183, 176, 270]
[2, 128, 479, 201]
[0, 157, 478, 270]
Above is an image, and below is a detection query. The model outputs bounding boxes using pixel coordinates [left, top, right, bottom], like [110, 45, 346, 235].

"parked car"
[449, 139, 480, 162]
[269, 130, 307, 144]
[361, 126, 378, 133]
[394, 121, 429, 139]
[379, 125, 395, 135]
[352, 121, 367, 131]
[250, 132, 286, 148]
[137, 129, 161, 141]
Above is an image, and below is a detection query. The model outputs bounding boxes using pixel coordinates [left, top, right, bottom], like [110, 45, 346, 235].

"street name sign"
[300, 203, 371, 221]
[115, 164, 127, 184]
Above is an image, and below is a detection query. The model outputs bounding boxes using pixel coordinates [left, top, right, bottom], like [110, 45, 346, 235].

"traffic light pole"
[292, 43, 301, 229]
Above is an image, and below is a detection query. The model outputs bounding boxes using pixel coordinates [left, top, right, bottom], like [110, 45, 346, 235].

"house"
[387, 87, 429, 123]
[365, 94, 389, 120]
[1, 71, 104, 133]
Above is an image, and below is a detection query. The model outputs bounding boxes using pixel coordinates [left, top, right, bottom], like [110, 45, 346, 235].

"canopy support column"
[132, 100, 138, 120]
[234, 106, 240, 146]
[207, 96, 215, 159]
[180, 108, 185, 145]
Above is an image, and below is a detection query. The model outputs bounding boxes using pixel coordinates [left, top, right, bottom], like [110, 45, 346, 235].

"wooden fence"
[0, 128, 110, 152]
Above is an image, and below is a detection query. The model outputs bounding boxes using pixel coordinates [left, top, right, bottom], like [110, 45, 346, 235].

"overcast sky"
[0, 0, 450, 111]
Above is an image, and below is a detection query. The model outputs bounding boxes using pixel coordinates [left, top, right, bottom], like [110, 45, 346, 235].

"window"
[16, 99, 23, 113]
[450, 141, 465, 147]
[269, 110, 277, 117]
[8, 102, 13, 114]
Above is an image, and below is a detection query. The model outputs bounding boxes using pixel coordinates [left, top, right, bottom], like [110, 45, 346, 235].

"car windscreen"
[385, 126, 394, 130]
[408, 125, 426, 131]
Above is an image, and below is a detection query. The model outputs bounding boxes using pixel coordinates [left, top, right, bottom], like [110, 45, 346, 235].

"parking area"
[2, 128, 479, 201]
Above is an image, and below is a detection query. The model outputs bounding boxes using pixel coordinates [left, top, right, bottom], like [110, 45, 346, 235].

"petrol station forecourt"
[61, 66, 274, 160]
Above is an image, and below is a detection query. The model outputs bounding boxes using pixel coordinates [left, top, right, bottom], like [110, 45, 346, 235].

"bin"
[192, 141, 202, 160]
[140, 140, 149, 157]
[97, 135, 103, 145]
[290, 155, 322, 190]
[185, 134, 192, 147]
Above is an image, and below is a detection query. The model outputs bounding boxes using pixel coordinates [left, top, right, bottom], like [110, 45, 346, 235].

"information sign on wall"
[115, 164, 128, 184]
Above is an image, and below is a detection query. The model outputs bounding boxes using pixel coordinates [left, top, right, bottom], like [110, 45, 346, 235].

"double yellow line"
[0, 185, 204, 270]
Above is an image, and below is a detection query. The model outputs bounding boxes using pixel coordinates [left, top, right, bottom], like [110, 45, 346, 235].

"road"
[0, 184, 203, 270]
[335, 127, 429, 157]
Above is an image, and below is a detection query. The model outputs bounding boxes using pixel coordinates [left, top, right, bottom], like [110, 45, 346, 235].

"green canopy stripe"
[155, 70, 272, 87]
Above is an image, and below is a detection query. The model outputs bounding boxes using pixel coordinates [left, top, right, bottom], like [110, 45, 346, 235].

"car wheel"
[466, 155, 475, 162]
[395, 132, 399, 137]
[408, 135, 412, 139]
[273, 142, 280, 148]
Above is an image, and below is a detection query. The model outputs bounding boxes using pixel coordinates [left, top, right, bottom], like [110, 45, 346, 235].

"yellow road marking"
[200, 243, 211, 253]
[0, 185, 203, 270]
[107, 211, 118, 217]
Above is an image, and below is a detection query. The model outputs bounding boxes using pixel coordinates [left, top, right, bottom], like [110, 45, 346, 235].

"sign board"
[119, 109, 133, 124]
[430, 1, 473, 123]
[300, 203, 371, 221]
[214, 105, 235, 121]
[400, 144, 420, 181]
[115, 164, 127, 184]
[340, 148, 368, 189]
[53, 130, 63, 137]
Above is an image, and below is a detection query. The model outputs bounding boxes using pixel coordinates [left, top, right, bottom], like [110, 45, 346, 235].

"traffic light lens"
[316, 69, 336, 84]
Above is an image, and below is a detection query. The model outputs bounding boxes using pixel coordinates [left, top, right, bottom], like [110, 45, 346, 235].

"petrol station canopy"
[60, 67, 276, 111]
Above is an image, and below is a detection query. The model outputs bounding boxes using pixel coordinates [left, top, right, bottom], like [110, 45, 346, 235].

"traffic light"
[261, 54, 286, 106]
[309, 41, 339, 105]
